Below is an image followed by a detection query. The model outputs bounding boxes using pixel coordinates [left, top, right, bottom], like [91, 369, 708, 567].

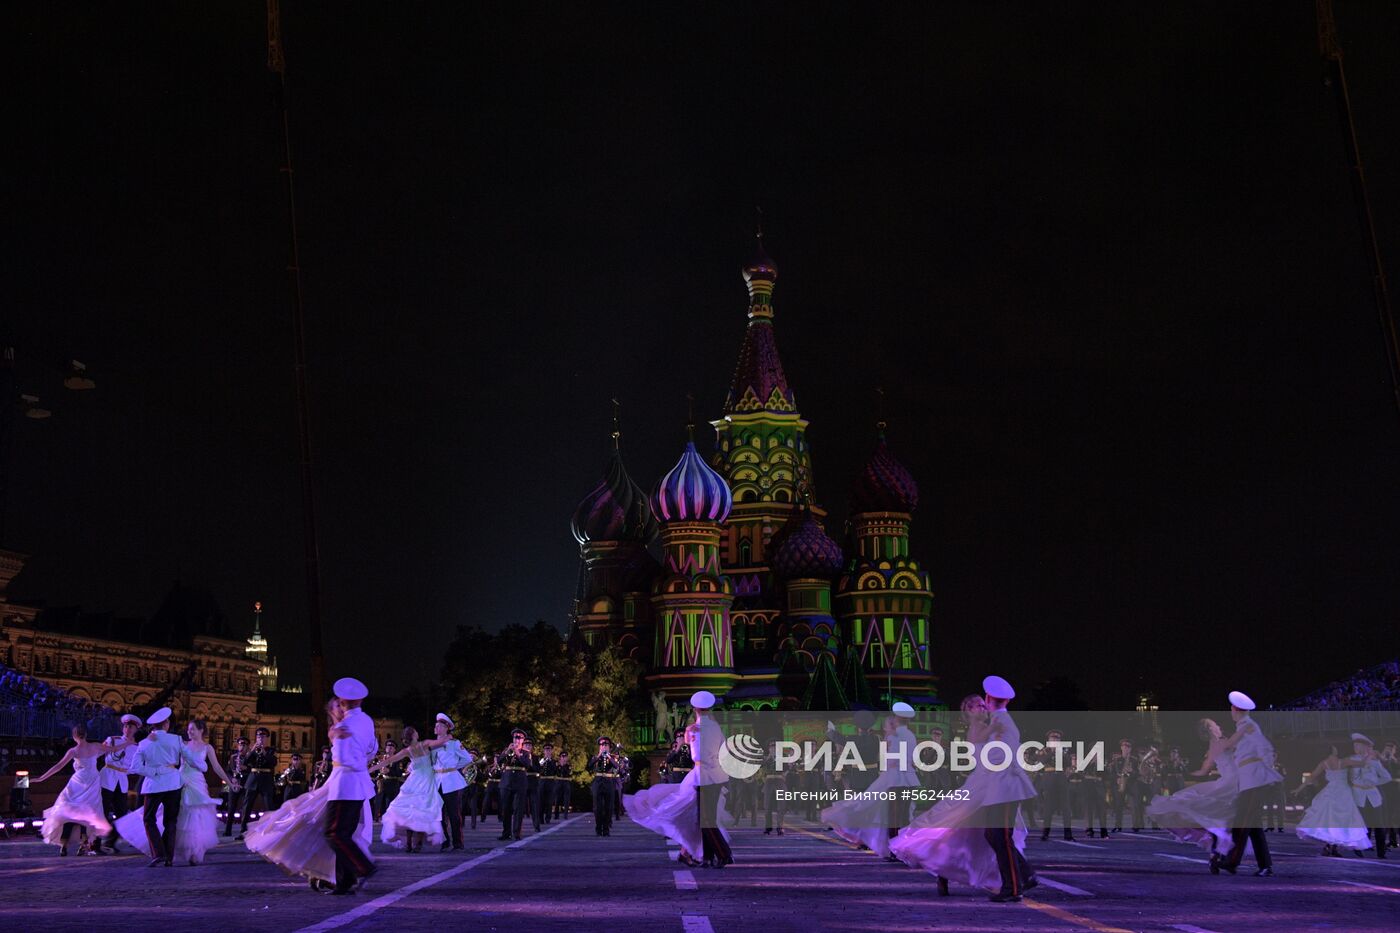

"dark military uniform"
[1072, 756, 1108, 838]
[498, 747, 532, 840]
[222, 746, 250, 836]
[589, 748, 621, 836]
[1109, 748, 1143, 832]
[466, 756, 488, 829]
[374, 752, 407, 820]
[1037, 739, 1074, 841]
[537, 754, 559, 825]
[554, 757, 573, 817]
[235, 744, 278, 836]
[485, 756, 502, 822]
[524, 750, 542, 832]
[668, 743, 694, 785]
[310, 752, 332, 791]
[279, 761, 308, 805]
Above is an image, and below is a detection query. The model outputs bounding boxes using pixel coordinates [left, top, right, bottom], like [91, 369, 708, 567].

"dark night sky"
[8, 3, 1400, 710]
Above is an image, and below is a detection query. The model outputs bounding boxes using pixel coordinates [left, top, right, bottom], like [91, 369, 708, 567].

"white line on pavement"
[1036, 876, 1093, 896]
[1170, 924, 1225, 933]
[1053, 839, 1105, 850]
[1337, 879, 1400, 895]
[293, 815, 580, 933]
[1156, 852, 1210, 865]
[681, 916, 715, 933]
[673, 869, 699, 891]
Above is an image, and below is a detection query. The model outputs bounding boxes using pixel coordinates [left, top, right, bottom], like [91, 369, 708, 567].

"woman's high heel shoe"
[937, 876, 950, 897]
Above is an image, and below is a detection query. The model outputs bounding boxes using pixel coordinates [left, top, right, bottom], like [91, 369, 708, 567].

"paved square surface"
[3, 814, 1397, 932]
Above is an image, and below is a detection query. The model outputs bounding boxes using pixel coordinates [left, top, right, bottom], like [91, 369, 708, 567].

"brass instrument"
[1137, 749, 1161, 787]
[1114, 756, 1133, 794]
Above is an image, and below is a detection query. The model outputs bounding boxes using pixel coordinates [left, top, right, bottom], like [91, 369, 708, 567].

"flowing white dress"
[889, 741, 1029, 891]
[244, 783, 375, 884]
[380, 744, 444, 848]
[114, 743, 223, 863]
[1145, 748, 1238, 852]
[623, 765, 732, 857]
[40, 754, 111, 846]
[1296, 769, 1370, 848]
[822, 729, 923, 859]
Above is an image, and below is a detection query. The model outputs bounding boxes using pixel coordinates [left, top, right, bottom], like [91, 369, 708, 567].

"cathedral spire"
[724, 227, 793, 415]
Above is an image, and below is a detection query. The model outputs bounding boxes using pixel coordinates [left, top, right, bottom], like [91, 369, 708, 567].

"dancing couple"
[114, 710, 234, 865]
[34, 722, 133, 856]
[821, 702, 920, 860]
[892, 675, 1037, 902]
[1206, 690, 1282, 877]
[244, 678, 378, 894]
[624, 690, 733, 868]
[368, 713, 471, 852]
[1294, 733, 1391, 858]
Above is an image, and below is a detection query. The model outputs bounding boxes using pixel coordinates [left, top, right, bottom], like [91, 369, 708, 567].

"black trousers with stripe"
[981, 801, 1033, 894]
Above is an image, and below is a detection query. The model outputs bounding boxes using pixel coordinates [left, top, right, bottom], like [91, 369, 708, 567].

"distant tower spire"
[875, 386, 887, 437]
[611, 397, 622, 451]
[685, 392, 695, 442]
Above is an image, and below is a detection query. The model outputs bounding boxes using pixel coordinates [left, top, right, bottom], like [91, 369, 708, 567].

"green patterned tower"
[647, 435, 738, 700]
[709, 234, 819, 662]
[834, 426, 938, 707]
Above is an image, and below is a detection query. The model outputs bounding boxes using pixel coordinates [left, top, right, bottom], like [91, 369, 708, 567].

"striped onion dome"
[850, 433, 919, 514]
[651, 441, 733, 524]
[772, 510, 844, 579]
[570, 449, 658, 546]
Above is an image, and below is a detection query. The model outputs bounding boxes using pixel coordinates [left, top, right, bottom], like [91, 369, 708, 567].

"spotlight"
[64, 360, 96, 391]
[21, 395, 51, 419]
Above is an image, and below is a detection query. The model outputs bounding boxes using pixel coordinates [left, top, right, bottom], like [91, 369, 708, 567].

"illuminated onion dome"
[850, 433, 919, 514]
[772, 510, 844, 579]
[571, 450, 658, 545]
[652, 442, 733, 524]
[743, 237, 778, 282]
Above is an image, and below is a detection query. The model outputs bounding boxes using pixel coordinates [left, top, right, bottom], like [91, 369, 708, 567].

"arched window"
[739, 539, 752, 565]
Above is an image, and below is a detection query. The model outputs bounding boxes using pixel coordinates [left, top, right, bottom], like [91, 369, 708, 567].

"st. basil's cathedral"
[568, 238, 939, 717]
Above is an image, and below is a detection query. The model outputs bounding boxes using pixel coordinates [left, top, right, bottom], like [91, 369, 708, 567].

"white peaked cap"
[145, 707, 172, 726]
[982, 675, 1015, 700]
[1351, 733, 1373, 745]
[334, 677, 369, 701]
[1227, 690, 1255, 711]
[892, 702, 916, 718]
[690, 690, 717, 710]
[436, 713, 454, 727]
[120, 714, 142, 726]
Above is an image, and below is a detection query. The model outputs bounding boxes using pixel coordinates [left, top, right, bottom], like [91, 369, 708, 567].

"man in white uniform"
[690, 690, 733, 868]
[93, 713, 141, 855]
[977, 675, 1038, 902]
[1215, 690, 1281, 876]
[323, 677, 378, 894]
[884, 702, 920, 856]
[132, 707, 183, 867]
[1347, 733, 1391, 859]
[431, 712, 473, 851]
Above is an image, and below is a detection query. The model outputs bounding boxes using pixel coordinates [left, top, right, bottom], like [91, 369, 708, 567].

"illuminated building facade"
[569, 239, 940, 716]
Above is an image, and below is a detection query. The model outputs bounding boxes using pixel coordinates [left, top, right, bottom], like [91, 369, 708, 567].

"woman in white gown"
[822, 713, 922, 859]
[890, 695, 1028, 896]
[1145, 718, 1238, 853]
[624, 721, 732, 867]
[1295, 745, 1371, 856]
[244, 700, 375, 886]
[371, 726, 451, 851]
[35, 724, 132, 855]
[115, 719, 235, 864]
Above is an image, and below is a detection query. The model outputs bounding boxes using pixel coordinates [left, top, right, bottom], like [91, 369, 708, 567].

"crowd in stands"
[0, 665, 110, 721]
[1282, 659, 1400, 710]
